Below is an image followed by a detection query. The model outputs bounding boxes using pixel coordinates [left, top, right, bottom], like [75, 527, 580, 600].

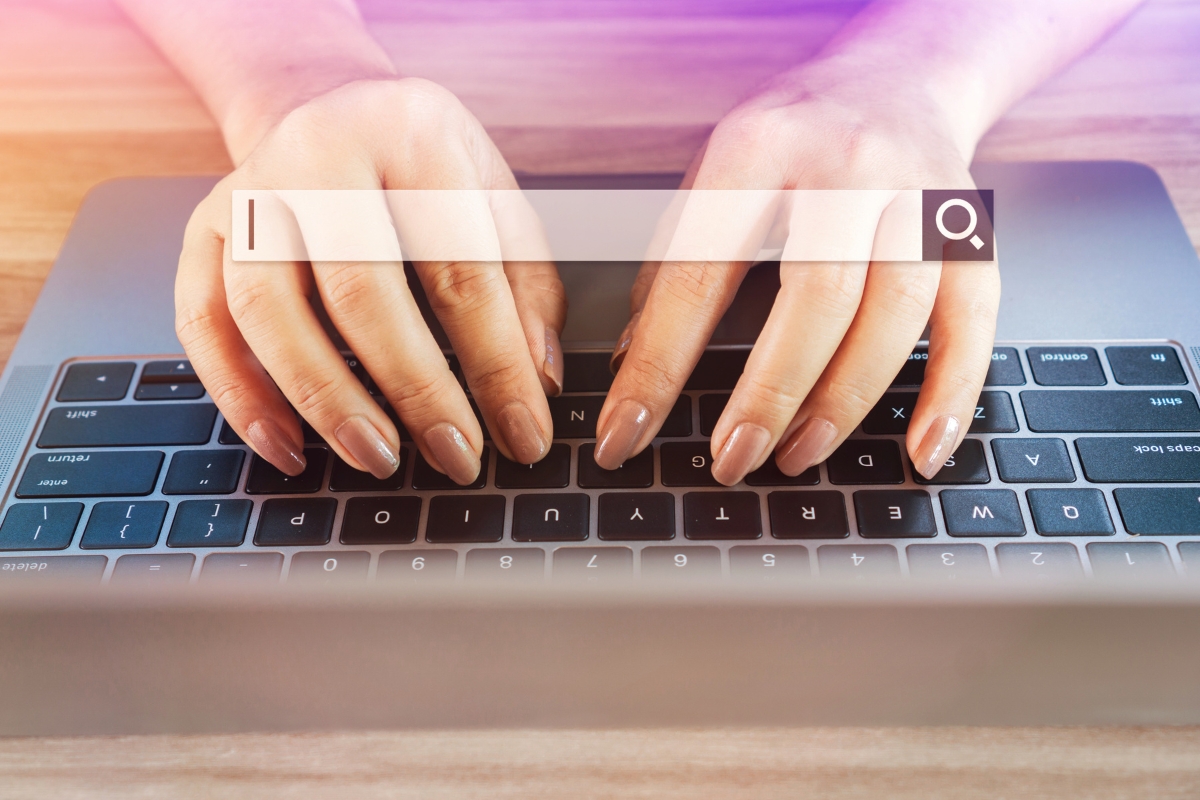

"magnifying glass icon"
[935, 198, 985, 250]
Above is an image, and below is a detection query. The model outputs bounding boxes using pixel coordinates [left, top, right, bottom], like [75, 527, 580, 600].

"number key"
[464, 548, 545, 581]
[552, 547, 634, 583]
[377, 549, 457, 582]
[728, 545, 809, 581]
[640, 546, 721, 581]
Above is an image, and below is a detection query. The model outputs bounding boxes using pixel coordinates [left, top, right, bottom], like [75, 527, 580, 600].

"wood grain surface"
[2, 0, 1200, 796]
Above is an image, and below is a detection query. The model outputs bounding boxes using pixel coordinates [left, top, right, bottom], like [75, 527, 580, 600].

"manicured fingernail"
[594, 399, 651, 470]
[610, 311, 641, 374]
[245, 418, 306, 476]
[543, 328, 564, 397]
[776, 417, 838, 476]
[423, 422, 481, 485]
[334, 415, 399, 480]
[914, 414, 961, 480]
[496, 402, 549, 463]
[711, 423, 772, 486]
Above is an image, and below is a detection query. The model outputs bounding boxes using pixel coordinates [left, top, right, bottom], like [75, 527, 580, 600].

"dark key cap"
[598, 492, 674, 541]
[110, 553, 194, 585]
[552, 546, 634, 583]
[166, 499, 252, 547]
[906, 544, 991, 580]
[853, 491, 937, 538]
[1076, 437, 1200, 482]
[495, 443, 570, 489]
[0, 555, 106, 584]
[141, 359, 198, 383]
[890, 349, 929, 387]
[563, 351, 615, 393]
[162, 449, 244, 495]
[577, 443, 654, 488]
[660, 442, 719, 486]
[377, 549, 458, 582]
[245, 448, 328, 494]
[253, 498, 337, 546]
[985, 347, 1025, 386]
[328, 448, 407, 491]
[1021, 390, 1200, 432]
[548, 396, 605, 438]
[683, 491, 761, 539]
[728, 545, 810, 581]
[464, 548, 545, 581]
[992, 438, 1076, 483]
[288, 551, 370, 584]
[339, 496, 421, 545]
[768, 491, 849, 539]
[57, 362, 135, 402]
[38, 403, 217, 448]
[1027, 489, 1114, 535]
[913, 439, 990, 484]
[1027, 347, 1106, 386]
[512, 493, 589, 542]
[699, 394, 730, 436]
[940, 489, 1025, 536]
[969, 392, 1019, 433]
[0, 502, 82, 550]
[745, 459, 819, 486]
[17, 450, 163, 498]
[1113, 488, 1200, 535]
[1087, 542, 1174, 580]
[865, 392, 1016, 435]
[640, 546, 721, 580]
[218, 420, 244, 445]
[1106, 346, 1187, 386]
[80, 501, 168, 548]
[412, 448, 488, 490]
[199, 552, 283, 584]
[134, 382, 206, 401]
[425, 495, 505, 543]
[659, 396, 693, 437]
[684, 350, 749, 390]
[343, 354, 379, 395]
[816, 544, 900, 578]
[827, 440, 905, 484]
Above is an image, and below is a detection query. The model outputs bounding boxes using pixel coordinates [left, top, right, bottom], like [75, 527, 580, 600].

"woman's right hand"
[177, 78, 566, 484]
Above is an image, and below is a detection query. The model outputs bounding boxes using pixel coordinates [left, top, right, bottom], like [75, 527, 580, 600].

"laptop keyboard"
[3, 343, 1200, 587]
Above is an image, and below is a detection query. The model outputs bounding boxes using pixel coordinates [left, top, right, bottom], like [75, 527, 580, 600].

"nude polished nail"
[334, 415, 399, 479]
[776, 417, 838, 477]
[593, 399, 651, 470]
[423, 423, 481, 485]
[711, 423, 772, 486]
[543, 327, 564, 397]
[914, 414, 961, 480]
[497, 402, 549, 463]
[609, 311, 641, 374]
[245, 418, 306, 476]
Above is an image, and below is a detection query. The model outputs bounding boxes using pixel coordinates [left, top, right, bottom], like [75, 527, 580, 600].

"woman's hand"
[178, 78, 566, 483]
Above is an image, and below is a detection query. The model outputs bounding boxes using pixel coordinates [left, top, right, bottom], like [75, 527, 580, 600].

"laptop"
[0, 161, 1199, 733]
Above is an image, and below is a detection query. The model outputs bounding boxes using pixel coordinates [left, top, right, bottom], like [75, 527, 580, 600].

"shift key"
[1021, 391, 1200, 432]
[38, 403, 217, 447]
[17, 451, 164, 498]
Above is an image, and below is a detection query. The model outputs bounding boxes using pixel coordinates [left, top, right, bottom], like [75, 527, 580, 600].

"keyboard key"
[913, 439, 990, 484]
[598, 492, 674, 540]
[1076, 437, 1200, 482]
[253, 498, 337, 546]
[162, 449, 244, 495]
[218, 420, 244, 445]
[683, 491, 761, 539]
[339, 496, 421, 545]
[744, 459, 819, 486]
[57, 362, 135, 402]
[1087, 542, 1174, 580]
[288, 551, 370, 583]
[991, 438, 1075, 483]
[827, 440, 905, 484]
[37, 403, 217, 447]
[985, 348, 1025, 386]
[998, 542, 1084, 578]
[495, 443, 570, 489]
[465, 548, 545, 581]
[890, 349, 928, 387]
[1027, 347, 1106, 386]
[0, 502, 82, 550]
[563, 351, 615, 393]
[660, 442, 719, 486]
[577, 443, 654, 488]
[767, 491, 849, 539]
[1027, 489, 1114, 535]
[512, 493, 589, 542]
[110, 553, 194, 585]
[548, 396, 605, 438]
[425, 495, 505, 543]
[80, 501, 168, 548]
[1023, 390, 1200, 434]
[17, 451, 163, 499]
[640, 546, 721, 580]
[141, 360, 198, 383]
[245, 448, 328, 494]
[728, 545, 810, 581]
[377, 549, 458, 582]
[660, 396, 693, 437]
[817, 544, 899, 578]
[343, 355, 379, 395]
[853, 491, 937, 538]
[906, 544, 991, 580]
[0, 555, 106, 584]
[134, 382, 206, 400]
[552, 546, 634, 583]
[969, 392, 1019, 433]
[939, 489, 1025, 536]
[1113, 488, 1200, 535]
[1105, 346, 1187, 386]
[199, 552, 283, 584]
[166, 499, 252, 547]
[685, 350, 748, 390]
[865, 393, 1016, 435]
[412, 448, 488, 490]
[329, 449, 407, 491]
[698, 394, 730, 436]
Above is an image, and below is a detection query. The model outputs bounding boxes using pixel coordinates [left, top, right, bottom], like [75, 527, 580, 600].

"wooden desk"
[2, 1, 1200, 795]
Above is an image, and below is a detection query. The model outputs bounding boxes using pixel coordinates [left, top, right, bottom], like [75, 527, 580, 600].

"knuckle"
[288, 368, 348, 423]
[736, 374, 805, 422]
[657, 262, 733, 308]
[465, 352, 529, 398]
[425, 262, 505, 313]
[319, 265, 378, 315]
[385, 370, 456, 418]
[782, 265, 864, 317]
[174, 303, 223, 352]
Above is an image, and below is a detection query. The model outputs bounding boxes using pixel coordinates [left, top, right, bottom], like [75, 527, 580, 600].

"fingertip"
[422, 422, 482, 485]
[912, 414, 961, 480]
[245, 417, 307, 476]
